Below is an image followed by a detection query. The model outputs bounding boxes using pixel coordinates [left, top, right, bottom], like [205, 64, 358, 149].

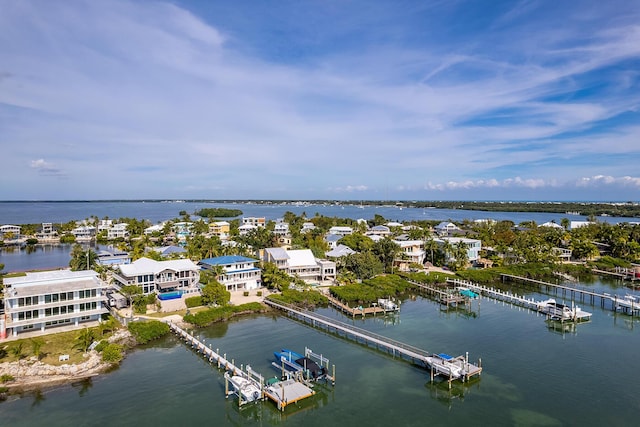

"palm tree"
[74, 328, 95, 353]
[30, 338, 45, 360]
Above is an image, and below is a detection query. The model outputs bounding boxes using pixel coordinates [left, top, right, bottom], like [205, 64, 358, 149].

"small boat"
[536, 298, 591, 321]
[457, 287, 479, 299]
[226, 374, 261, 402]
[424, 353, 463, 379]
[273, 349, 326, 380]
[377, 298, 400, 312]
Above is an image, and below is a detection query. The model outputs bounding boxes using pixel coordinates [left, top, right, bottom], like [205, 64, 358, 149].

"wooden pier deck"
[326, 294, 389, 317]
[409, 280, 470, 307]
[168, 321, 324, 410]
[264, 298, 482, 385]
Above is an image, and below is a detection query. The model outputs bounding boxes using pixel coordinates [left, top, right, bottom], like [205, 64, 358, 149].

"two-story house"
[112, 257, 200, 298]
[198, 255, 262, 292]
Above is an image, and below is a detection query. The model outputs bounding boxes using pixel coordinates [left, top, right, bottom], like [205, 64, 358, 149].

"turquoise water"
[1, 281, 639, 426]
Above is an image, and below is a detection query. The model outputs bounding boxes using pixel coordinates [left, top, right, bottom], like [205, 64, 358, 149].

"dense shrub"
[128, 320, 170, 344]
[183, 303, 265, 327]
[267, 289, 328, 307]
[589, 256, 631, 270]
[94, 340, 108, 353]
[185, 296, 203, 308]
[101, 343, 124, 363]
[330, 274, 416, 304]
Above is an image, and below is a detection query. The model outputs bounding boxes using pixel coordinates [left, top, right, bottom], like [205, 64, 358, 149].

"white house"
[198, 255, 262, 292]
[434, 221, 460, 236]
[274, 222, 290, 236]
[112, 257, 200, 297]
[71, 225, 96, 241]
[242, 217, 265, 227]
[435, 237, 482, 263]
[328, 226, 353, 236]
[144, 223, 165, 235]
[262, 248, 336, 282]
[238, 223, 258, 236]
[301, 222, 316, 233]
[367, 225, 391, 236]
[0, 224, 21, 239]
[107, 223, 129, 239]
[2, 269, 109, 338]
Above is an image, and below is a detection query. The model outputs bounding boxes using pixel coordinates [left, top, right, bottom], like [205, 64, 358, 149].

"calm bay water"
[1, 283, 639, 426]
[2, 201, 639, 425]
[1, 200, 637, 226]
[1, 200, 637, 273]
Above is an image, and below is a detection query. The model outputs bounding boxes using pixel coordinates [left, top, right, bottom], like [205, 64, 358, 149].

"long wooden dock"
[500, 273, 640, 314]
[446, 278, 592, 321]
[264, 298, 482, 385]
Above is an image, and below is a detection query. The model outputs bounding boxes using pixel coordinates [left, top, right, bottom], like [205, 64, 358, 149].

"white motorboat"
[536, 298, 591, 321]
[377, 298, 400, 312]
[425, 353, 464, 379]
[226, 374, 261, 403]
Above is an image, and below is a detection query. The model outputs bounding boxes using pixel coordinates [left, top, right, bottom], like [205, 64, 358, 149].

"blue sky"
[1, 0, 639, 201]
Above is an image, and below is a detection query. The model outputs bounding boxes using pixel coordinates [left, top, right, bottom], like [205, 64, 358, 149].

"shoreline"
[1, 292, 268, 395]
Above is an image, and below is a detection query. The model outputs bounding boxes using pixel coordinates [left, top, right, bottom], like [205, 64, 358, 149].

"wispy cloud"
[30, 159, 65, 177]
[0, 0, 639, 200]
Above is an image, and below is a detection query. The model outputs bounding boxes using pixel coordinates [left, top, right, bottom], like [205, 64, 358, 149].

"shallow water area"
[2, 277, 639, 426]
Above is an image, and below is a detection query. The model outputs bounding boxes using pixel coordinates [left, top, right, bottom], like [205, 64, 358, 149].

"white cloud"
[30, 159, 65, 177]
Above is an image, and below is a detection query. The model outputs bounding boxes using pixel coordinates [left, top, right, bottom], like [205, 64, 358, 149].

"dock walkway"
[264, 298, 482, 385]
[325, 294, 389, 317]
[500, 274, 640, 315]
[167, 321, 317, 410]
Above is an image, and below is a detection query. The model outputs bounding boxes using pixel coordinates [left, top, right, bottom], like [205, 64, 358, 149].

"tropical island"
[1, 208, 639, 396]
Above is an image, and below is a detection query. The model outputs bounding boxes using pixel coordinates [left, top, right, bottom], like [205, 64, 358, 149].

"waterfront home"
[198, 255, 262, 292]
[112, 257, 200, 297]
[301, 222, 316, 233]
[367, 225, 391, 237]
[71, 225, 96, 242]
[328, 226, 353, 236]
[209, 221, 230, 240]
[435, 237, 482, 264]
[144, 223, 165, 235]
[107, 223, 129, 240]
[35, 222, 59, 243]
[435, 221, 460, 236]
[97, 219, 113, 233]
[393, 239, 426, 271]
[262, 248, 336, 282]
[274, 222, 289, 236]
[0, 224, 21, 240]
[238, 223, 257, 235]
[242, 217, 266, 227]
[2, 269, 109, 339]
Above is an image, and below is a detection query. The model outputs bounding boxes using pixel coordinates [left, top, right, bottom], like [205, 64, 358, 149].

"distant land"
[2, 199, 640, 218]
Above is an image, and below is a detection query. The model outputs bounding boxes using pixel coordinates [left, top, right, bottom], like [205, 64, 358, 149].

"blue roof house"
[198, 255, 262, 292]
